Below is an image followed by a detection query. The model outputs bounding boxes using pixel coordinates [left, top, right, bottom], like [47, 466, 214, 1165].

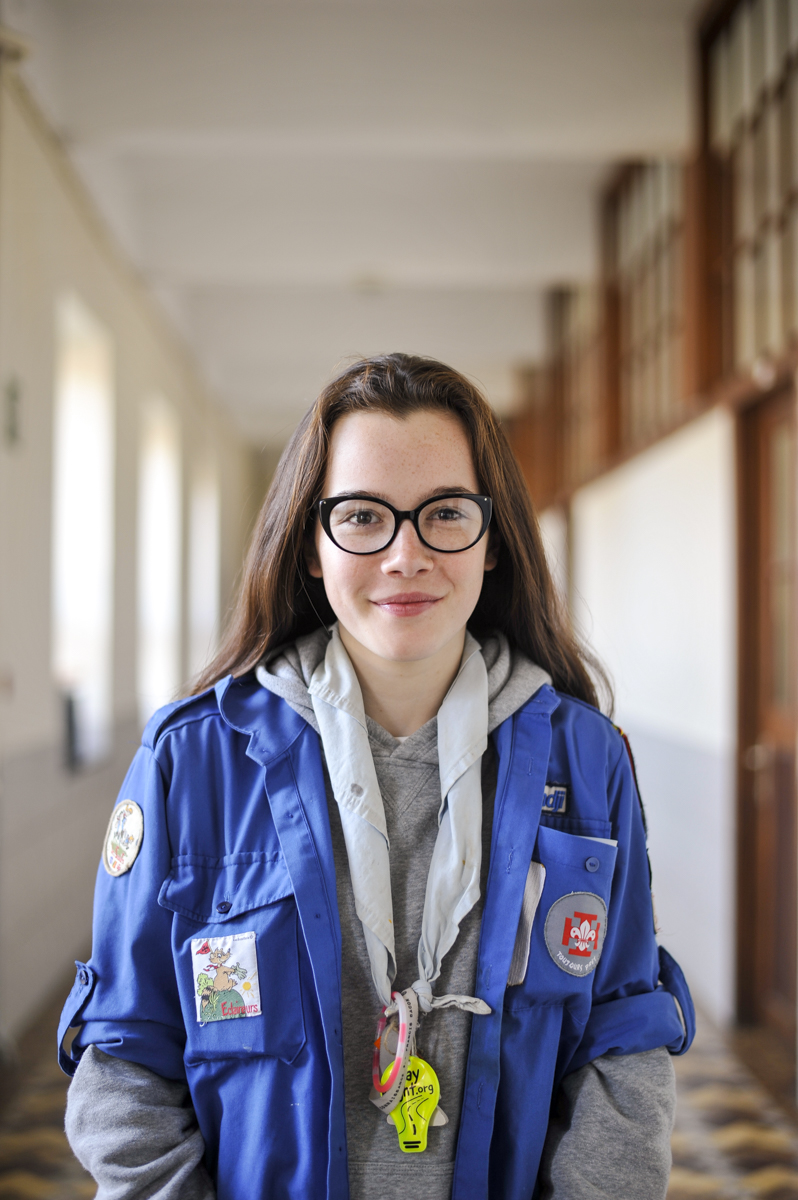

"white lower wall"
[617, 722, 735, 1025]
[538, 505, 569, 602]
[0, 723, 137, 1044]
[568, 408, 737, 1025]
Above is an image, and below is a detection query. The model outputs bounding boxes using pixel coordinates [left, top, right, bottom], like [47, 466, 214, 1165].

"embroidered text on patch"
[191, 932, 261, 1022]
[542, 784, 567, 815]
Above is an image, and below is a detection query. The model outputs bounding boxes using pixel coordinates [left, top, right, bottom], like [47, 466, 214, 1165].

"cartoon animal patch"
[191, 932, 261, 1023]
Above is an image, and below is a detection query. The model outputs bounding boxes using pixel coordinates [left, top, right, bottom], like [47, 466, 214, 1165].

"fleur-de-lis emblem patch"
[566, 916, 598, 956]
[544, 892, 607, 976]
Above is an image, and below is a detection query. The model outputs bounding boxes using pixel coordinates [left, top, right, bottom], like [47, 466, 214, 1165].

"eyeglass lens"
[328, 496, 485, 553]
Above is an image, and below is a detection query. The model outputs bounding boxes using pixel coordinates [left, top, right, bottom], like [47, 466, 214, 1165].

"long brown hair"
[193, 353, 608, 708]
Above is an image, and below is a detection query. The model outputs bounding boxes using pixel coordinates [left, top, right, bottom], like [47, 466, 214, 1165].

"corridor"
[1, 0, 798, 1193]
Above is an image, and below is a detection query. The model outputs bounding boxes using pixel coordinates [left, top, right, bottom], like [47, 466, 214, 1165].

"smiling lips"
[373, 592, 442, 617]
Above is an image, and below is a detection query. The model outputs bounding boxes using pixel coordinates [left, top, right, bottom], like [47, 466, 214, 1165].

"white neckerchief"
[307, 624, 490, 1017]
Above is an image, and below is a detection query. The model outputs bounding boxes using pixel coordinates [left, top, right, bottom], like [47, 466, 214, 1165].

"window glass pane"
[187, 455, 220, 680]
[715, 1, 798, 361]
[735, 135, 755, 242]
[742, 1, 755, 117]
[766, 230, 783, 350]
[137, 396, 182, 726]
[730, 6, 746, 127]
[790, 205, 798, 337]
[789, 64, 798, 191]
[755, 238, 768, 352]
[774, 0, 790, 72]
[779, 76, 791, 204]
[735, 250, 757, 367]
[711, 31, 731, 152]
[754, 115, 769, 226]
[766, 101, 780, 215]
[762, 0, 783, 87]
[52, 295, 115, 764]
[613, 161, 684, 442]
[769, 421, 796, 707]
[752, 0, 767, 99]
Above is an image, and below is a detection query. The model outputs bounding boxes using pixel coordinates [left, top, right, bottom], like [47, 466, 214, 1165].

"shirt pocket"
[505, 823, 618, 1013]
[158, 851, 306, 1064]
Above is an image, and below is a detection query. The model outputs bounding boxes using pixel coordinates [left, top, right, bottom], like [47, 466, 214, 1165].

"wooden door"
[738, 387, 798, 1046]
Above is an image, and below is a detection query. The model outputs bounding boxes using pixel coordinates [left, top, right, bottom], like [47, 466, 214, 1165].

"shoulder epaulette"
[142, 687, 221, 750]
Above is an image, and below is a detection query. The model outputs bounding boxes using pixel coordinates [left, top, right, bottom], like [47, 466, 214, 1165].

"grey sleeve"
[537, 1047, 676, 1200]
[65, 1044, 216, 1200]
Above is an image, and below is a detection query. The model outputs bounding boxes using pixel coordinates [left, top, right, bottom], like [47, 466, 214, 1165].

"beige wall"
[0, 67, 259, 1044]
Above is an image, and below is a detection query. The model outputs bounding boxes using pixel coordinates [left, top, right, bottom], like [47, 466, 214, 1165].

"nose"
[380, 516, 434, 574]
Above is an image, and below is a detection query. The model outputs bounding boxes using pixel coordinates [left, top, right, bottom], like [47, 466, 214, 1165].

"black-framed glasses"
[317, 493, 492, 555]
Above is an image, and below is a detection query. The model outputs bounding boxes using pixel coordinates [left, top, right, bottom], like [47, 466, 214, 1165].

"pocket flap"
[535, 824, 617, 873]
[158, 852, 293, 923]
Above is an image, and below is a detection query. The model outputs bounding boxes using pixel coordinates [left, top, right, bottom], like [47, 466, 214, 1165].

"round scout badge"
[102, 800, 144, 876]
[544, 891, 607, 976]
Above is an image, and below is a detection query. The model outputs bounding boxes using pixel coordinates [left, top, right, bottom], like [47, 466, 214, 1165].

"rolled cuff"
[59, 961, 187, 1083]
[58, 962, 95, 1077]
[566, 947, 695, 1076]
[72, 1020, 188, 1082]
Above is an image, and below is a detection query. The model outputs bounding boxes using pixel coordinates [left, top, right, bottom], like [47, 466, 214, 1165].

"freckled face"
[307, 410, 495, 665]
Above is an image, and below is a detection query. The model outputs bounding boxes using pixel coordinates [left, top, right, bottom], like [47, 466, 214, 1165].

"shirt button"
[78, 968, 89, 986]
[585, 857, 600, 873]
[216, 901, 232, 913]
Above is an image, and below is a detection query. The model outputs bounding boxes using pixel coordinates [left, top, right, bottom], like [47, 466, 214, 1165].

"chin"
[360, 620, 463, 665]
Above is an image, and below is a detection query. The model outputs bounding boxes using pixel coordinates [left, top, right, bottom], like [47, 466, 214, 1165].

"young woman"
[59, 354, 693, 1200]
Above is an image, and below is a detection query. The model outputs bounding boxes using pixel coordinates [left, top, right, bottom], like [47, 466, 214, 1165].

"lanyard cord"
[369, 987, 419, 1114]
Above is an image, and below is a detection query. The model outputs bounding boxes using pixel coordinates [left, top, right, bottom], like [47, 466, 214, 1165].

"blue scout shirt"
[58, 673, 694, 1200]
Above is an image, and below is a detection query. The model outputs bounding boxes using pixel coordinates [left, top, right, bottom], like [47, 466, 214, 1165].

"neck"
[338, 626, 467, 737]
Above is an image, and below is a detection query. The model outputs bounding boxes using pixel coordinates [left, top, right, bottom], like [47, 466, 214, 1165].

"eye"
[428, 504, 466, 522]
[330, 501, 389, 527]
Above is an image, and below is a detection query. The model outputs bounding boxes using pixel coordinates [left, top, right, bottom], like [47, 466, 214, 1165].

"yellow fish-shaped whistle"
[382, 1055, 441, 1153]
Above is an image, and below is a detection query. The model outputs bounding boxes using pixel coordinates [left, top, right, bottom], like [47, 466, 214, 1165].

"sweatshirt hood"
[256, 625, 551, 739]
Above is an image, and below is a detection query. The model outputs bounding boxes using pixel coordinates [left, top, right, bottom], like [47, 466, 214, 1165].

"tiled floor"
[669, 1018, 798, 1199]
[2, 993, 798, 1199]
[0, 991, 93, 1199]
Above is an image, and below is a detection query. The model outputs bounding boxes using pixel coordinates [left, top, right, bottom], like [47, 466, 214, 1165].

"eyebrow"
[327, 486, 476, 503]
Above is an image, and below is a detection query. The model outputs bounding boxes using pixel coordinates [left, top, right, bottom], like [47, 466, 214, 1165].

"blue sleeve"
[57, 745, 187, 1081]
[566, 739, 695, 1074]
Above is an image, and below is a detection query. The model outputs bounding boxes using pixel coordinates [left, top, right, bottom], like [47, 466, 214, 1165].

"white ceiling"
[3, 0, 699, 446]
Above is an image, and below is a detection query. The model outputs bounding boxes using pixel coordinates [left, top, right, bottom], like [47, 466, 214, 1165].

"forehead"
[324, 410, 478, 499]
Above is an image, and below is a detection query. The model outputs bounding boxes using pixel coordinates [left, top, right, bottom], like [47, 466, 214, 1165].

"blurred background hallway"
[0, 0, 796, 1193]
